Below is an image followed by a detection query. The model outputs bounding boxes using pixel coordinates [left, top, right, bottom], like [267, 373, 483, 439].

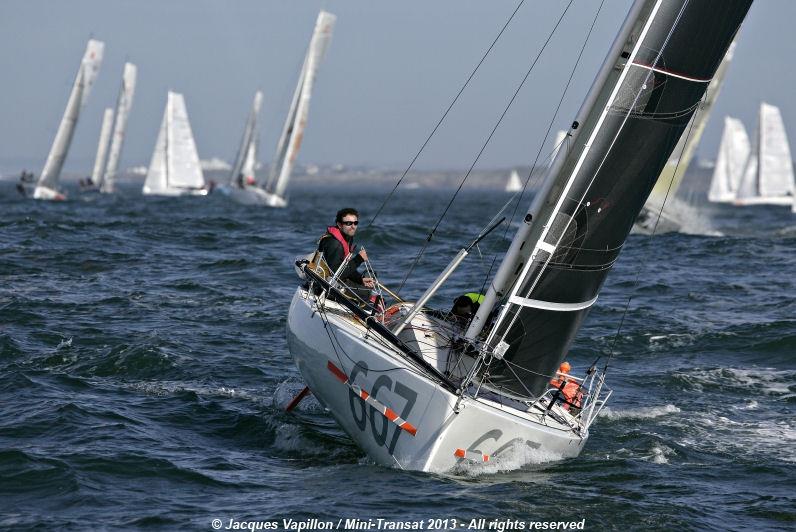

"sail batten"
[465, 0, 751, 398]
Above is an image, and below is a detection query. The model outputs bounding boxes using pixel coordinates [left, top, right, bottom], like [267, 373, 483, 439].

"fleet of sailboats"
[33, 39, 104, 201]
[142, 92, 207, 197]
[287, 0, 750, 471]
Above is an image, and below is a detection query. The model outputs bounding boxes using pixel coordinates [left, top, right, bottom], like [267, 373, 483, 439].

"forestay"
[466, 0, 751, 398]
[265, 10, 336, 199]
[37, 39, 104, 191]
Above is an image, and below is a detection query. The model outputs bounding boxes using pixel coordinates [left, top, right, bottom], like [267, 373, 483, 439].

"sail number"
[348, 361, 417, 455]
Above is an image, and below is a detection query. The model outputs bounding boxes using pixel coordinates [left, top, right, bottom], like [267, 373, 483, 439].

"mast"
[90, 108, 114, 187]
[37, 39, 104, 192]
[229, 90, 263, 187]
[266, 10, 336, 198]
[465, 0, 751, 398]
[102, 62, 138, 193]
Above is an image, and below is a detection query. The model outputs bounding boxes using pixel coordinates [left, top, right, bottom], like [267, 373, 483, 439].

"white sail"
[735, 102, 795, 205]
[265, 10, 336, 200]
[505, 170, 522, 192]
[102, 63, 138, 193]
[35, 39, 104, 198]
[90, 108, 114, 187]
[550, 130, 568, 164]
[143, 92, 205, 196]
[229, 90, 263, 187]
[708, 116, 750, 203]
[758, 102, 794, 198]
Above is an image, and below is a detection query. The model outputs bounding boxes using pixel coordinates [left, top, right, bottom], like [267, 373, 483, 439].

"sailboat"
[257, 10, 336, 208]
[219, 91, 268, 204]
[101, 63, 138, 193]
[33, 39, 104, 201]
[84, 107, 114, 191]
[142, 92, 207, 197]
[505, 170, 522, 192]
[286, 0, 750, 471]
[707, 116, 750, 203]
[635, 40, 737, 231]
[734, 102, 795, 206]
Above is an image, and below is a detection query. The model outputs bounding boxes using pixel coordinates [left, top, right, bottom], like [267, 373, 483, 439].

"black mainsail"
[465, 0, 752, 398]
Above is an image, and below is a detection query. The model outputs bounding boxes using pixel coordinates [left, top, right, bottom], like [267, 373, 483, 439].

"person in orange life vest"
[318, 208, 375, 290]
[550, 361, 583, 411]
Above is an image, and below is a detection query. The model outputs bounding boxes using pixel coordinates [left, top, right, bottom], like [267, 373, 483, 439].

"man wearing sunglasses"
[318, 207, 375, 289]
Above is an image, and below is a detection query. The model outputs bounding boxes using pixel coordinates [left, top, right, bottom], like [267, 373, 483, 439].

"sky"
[0, 0, 793, 174]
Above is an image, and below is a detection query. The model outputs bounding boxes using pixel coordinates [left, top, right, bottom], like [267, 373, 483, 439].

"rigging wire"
[396, 0, 577, 295]
[366, 0, 527, 230]
[476, 0, 607, 300]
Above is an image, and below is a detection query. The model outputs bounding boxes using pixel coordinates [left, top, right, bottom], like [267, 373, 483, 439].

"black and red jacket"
[318, 226, 365, 284]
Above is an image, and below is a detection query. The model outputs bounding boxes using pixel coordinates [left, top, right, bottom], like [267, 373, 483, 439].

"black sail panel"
[486, 0, 752, 398]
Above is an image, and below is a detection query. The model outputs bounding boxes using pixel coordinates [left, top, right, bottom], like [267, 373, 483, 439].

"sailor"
[450, 293, 484, 322]
[550, 361, 583, 411]
[318, 208, 375, 292]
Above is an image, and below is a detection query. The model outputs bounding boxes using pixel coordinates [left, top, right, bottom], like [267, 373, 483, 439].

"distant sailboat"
[142, 92, 207, 197]
[734, 102, 795, 206]
[505, 170, 522, 192]
[707, 116, 750, 203]
[86, 108, 114, 191]
[635, 40, 736, 231]
[220, 91, 269, 204]
[259, 10, 336, 208]
[33, 39, 104, 201]
[101, 63, 138, 193]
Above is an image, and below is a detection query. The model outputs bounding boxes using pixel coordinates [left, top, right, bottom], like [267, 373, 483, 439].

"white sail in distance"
[90, 108, 115, 187]
[735, 102, 795, 205]
[505, 170, 522, 192]
[229, 90, 263, 187]
[265, 10, 336, 200]
[35, 39, 104, 199]
[708, 116, 750, 203]
[143, 92, 205, 196]
[102, 63, 137, 193]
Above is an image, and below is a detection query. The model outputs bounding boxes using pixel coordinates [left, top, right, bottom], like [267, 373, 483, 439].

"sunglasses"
[340, 220, 359, 226]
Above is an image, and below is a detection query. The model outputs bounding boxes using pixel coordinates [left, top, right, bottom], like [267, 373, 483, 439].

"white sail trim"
[508, 295, 598, 312]
[103, 62, 137, 193]
[91, 108, 114, 186]
[487, 0, 665, 348]
[37, 39, 104, 192]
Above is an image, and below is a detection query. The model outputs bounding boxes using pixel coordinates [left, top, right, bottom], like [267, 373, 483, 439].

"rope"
[366, 0, 527, 229]
[396, 0, 577, 295]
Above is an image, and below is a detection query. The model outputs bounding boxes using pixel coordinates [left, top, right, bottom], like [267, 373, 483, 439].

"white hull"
[32, 185, 66, 201]
[733, 195, 792, 206]
[287, 288, 587, 472]
[142, 186, 207, 197]
[218, 185, 287, 207]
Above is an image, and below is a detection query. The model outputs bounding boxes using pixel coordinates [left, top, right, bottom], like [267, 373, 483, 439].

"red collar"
[327, 226, 354, 256]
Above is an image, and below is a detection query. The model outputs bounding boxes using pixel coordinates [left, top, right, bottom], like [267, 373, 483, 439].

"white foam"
[600, 404, 680, 420]
[447, 440, 564, 477]
[56, 337, 73, 349]
[644, 444, 676, 464]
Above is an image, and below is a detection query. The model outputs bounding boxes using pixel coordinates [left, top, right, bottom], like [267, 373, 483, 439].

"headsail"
[758, 102, 795, 198]
[90, 108, 115, 187]
[102, 63, 138, 193]
[229, 91, 263, 187]
[465, 0, 751, 398]
[708, 116, 750, 202]
[37, 39, 104, 193]
[143, 103, 169, 195]
[265, 10, 336, 199]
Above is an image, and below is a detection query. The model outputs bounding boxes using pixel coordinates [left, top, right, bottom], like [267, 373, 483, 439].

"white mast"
[35, 39, 104, 199]
[265, 10, 336, 199]
[90, 108, 114, 187]
[102, 62, 138, 193]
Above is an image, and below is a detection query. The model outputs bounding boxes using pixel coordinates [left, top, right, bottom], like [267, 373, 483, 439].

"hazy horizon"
[1, 0, 794, 176]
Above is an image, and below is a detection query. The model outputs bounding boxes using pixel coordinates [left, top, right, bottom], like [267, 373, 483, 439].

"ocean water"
[1, 181, 794, 531]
